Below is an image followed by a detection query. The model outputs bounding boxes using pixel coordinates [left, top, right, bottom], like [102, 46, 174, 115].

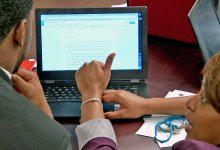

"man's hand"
[11, 68, 53, 118]
[102, 89, 147, 119]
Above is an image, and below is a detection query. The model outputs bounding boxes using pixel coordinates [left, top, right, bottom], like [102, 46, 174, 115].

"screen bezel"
[35, 7, 147, 81]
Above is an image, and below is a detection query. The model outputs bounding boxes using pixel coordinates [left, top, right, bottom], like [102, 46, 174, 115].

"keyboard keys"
[107, 84, 139, 94]
[44, 84, 139, 103]
[44, 85, 81, 103]
[47, 99, 56, 103]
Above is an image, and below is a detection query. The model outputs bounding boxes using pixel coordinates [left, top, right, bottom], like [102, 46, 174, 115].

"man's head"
[185, 51, 220, 145]
[0, 0, 33, 73]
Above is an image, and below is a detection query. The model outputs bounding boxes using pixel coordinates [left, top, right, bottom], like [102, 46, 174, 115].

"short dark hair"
[0, 0, 33, 43]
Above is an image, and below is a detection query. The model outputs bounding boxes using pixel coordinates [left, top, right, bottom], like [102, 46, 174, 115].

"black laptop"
[35, 7, 148, 117]
[188, 0, 220, 62]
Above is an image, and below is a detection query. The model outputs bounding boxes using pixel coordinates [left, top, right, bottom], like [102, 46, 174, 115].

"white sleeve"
[75, 119, 117, 150]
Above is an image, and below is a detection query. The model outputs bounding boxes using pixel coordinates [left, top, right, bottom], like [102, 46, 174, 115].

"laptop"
[188, 0, 220, 62]
[35, 7, 148, 117]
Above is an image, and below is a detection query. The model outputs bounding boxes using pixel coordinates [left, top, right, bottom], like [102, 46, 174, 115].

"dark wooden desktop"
[29, 1, 204, 150]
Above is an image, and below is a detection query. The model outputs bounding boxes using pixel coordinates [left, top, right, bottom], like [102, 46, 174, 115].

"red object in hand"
[20, 59, 37, 71]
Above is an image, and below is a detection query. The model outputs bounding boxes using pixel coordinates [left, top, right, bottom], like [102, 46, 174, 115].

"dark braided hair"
[0, 0, 33, 43]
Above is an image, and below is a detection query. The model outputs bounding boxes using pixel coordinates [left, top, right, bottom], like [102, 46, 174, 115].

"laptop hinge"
[130, 79, 148, 83]
[130, 79, 140, 83]
[44, 80, 55, 84]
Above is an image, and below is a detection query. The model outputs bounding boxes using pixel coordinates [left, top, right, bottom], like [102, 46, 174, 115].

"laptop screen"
[36, 7, 147, 80]
[40, 12, 142, 71]
[188, 0, 220, 62]
[215, 0, 220, 22]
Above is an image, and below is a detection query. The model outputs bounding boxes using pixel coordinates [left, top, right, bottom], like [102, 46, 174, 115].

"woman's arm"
[103, 90, 195, 119]
[75, 53, 117, 150]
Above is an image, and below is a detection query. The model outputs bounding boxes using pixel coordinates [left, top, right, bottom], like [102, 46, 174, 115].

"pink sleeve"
[82, 137, 117, 150]
[173, 139, 220, 150]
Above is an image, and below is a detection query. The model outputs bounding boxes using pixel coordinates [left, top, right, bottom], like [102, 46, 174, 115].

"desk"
[30, 1, 204, 150]
[55, 36, 203, 150]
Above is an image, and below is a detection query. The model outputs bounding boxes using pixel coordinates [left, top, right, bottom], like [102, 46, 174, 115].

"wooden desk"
[29, 1, 204, 149]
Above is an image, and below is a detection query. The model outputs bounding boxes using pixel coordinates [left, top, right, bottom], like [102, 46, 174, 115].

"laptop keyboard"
[44, 86, 81, 103]
[44, 84, 139, 103]
[108, 85, 139, 94]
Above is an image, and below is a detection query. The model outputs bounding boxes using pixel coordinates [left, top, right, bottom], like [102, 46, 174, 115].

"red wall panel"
[128, 0, 197, 43]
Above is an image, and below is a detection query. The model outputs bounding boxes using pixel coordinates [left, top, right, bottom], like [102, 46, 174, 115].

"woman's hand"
[102, 89, 147, 119]
[75, 53, 115, 101]
[75, 53, 115, 123]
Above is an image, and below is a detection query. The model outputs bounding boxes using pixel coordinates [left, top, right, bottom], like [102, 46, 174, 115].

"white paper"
[173, 90, 196, 97]
[165, 90, 195, 98]
[111, 3, 127, 7]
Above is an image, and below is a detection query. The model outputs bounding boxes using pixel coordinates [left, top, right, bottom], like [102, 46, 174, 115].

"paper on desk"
[135, 90, 195, 148]
[165, 90, 195, 98]
[111, 3, 127, 7]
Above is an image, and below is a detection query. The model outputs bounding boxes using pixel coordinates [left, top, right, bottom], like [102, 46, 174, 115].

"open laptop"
[188, 0, 220, 62]
[35, 7, 148, 117]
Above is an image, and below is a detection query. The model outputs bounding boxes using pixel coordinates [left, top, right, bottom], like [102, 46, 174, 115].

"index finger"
[104, 53, 116, 71]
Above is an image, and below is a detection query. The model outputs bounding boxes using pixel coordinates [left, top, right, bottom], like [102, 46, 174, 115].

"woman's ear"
[14, 19, 27, 47]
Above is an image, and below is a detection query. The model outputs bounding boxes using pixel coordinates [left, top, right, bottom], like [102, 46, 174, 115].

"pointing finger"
[104, 53, 116, 71]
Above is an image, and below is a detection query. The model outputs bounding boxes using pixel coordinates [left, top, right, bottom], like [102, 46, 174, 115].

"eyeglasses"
[154, 116, 186, 143]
